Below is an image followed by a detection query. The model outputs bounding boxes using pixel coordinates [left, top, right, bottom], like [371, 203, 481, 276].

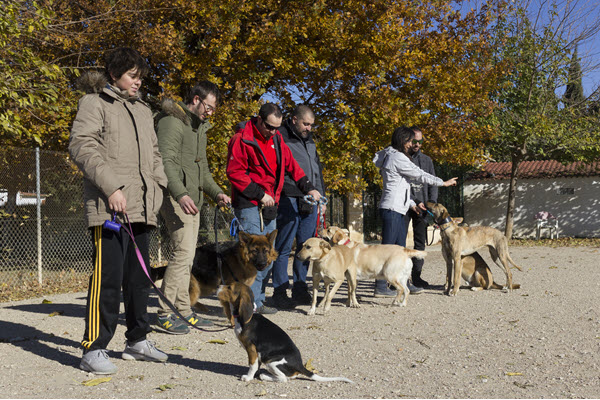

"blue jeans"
[376, 208, 407, 290]
[234, 206, 276, 308]
[272, 196, 318, 293]
[380, 208, 407, 246]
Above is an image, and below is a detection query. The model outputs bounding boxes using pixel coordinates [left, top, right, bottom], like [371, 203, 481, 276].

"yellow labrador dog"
[319, 226, 363, 247]
[297, 238, 426, 312]
[426, 202, 522, 296]
[296, 238, 358, 315]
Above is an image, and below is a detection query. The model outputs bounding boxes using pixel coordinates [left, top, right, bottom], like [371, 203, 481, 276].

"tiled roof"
[466, 160, 600, 180]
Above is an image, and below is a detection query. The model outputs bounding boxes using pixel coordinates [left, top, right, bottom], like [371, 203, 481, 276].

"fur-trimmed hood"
[160, 98, 190, 125]
[76, 71, 107, 94]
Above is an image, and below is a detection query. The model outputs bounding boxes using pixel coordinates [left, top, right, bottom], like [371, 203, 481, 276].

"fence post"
[36, 147, 42, 284]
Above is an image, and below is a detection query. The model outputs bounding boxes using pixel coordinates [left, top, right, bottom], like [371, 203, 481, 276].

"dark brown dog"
[151, 230, 278, 308]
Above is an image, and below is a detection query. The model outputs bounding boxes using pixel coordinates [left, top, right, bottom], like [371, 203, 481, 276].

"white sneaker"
[80, 349, 118, 374]
[122, 340, 168, 362]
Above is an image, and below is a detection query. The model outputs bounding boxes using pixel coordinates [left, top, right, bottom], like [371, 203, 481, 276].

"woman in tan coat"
[69, 47, 169, 374]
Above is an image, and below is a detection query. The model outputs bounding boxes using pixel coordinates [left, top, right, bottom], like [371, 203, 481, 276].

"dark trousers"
[81, 223, 151, 352]
[405, 209, 427, 278]
[376, 208, 407, 290]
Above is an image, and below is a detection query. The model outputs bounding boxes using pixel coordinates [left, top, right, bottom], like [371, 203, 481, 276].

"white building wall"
[464, 176, 600, 238]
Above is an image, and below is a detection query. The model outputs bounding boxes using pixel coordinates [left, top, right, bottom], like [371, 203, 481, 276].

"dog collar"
[342, 239, 351, 245]
[438, 217, 453, 231]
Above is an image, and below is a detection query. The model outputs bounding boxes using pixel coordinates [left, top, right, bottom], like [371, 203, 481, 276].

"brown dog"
[461, 252, 521, 291]
[188, 230, 278, 307]
[217, 282, 353, 383]
[426, 202, 522, 296]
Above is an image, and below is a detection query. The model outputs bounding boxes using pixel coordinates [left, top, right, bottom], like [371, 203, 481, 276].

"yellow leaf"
[42, 299, 52, 304]
[49, 311, 64, 317]
[82, 377, 111, 386]
[157, 384, 175, 391]
[506, 372, 523, 376]
[207, 339, 228, 344]
[304, 358, 318, 373]
[255, 389, 268, 397]
[171, 346, 187, 351]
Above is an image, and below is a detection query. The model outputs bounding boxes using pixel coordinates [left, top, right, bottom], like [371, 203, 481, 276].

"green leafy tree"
[487, 1, 600, 238]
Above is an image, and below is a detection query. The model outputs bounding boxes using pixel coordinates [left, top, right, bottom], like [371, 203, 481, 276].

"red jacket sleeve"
[226, 132, 265, 200]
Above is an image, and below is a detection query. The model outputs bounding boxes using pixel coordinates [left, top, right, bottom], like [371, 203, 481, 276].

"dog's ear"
[319, 239, 332, 253]
[341, 228, 349, 234]
[238, 231, 251, 245]
[267, 229, 278, 246]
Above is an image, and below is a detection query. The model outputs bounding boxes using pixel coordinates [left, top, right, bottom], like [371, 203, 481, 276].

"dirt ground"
[1, 244, 599, 399]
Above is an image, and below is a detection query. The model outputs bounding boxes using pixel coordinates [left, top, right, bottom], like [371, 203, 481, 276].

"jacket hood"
[76, 71, 108, 94]
[160, 99, 190, 125]
[373, 146, 398, 168]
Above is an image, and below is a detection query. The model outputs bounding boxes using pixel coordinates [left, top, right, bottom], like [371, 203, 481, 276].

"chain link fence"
[0, 147, 235, 292]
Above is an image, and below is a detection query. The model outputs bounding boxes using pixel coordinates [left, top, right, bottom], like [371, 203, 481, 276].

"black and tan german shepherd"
[151, 230, 278, 308]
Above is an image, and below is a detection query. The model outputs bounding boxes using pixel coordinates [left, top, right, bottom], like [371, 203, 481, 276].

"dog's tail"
[507, 255, 523, 271]
[490, 282, 521, 290]
[307, 372, 354, 384]
[404, 249, 427, 260]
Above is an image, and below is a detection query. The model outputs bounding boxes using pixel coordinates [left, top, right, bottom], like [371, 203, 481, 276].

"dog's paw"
[241, 375, 253, 382]
[307, 308, 316, 316]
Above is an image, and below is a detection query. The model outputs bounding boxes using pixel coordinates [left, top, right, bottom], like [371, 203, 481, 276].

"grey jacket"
[279, 118, 326, 198]
[69, 71, 168, 228]
[373, 146, 443, 215]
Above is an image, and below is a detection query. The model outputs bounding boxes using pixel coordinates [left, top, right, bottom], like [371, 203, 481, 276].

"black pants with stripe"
[81, 223, 151, 352]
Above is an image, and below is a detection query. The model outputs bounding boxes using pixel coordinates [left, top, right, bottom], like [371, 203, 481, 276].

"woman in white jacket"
[372, 126, 457, 296]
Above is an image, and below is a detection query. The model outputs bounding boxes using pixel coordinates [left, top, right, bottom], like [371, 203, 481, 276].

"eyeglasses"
[262, 120, 280, 132]
[201, 99, 216, 114]
[412, 139, 424, 145]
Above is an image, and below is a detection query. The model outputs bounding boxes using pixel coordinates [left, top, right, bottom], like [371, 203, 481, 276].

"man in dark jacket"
[226, 103, 322, 314]
[405, 126, 438, 288]
[155, 81, 230, 334]
[271, 105, 326, 309]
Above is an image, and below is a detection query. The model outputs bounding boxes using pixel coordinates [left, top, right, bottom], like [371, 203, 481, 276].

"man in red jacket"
[227, 103, 322, 314]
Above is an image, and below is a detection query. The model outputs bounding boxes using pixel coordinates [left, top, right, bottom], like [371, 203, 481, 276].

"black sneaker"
[292, 288, 313, 305]
[374, 286, 397, 298]
[271, 291, 296, 310]
[185, 312, 213, 327]
[255, 305, 278, 315]
[412, 276, 429, 289]
[156, 314, 190, 335]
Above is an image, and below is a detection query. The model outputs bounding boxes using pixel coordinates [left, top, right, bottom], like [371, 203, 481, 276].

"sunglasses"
[201, 99, 216, 114]
[412, 139, 424, 145]
[262, 120, 280, 131]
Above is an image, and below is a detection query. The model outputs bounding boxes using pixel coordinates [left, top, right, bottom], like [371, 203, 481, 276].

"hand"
[260, 193, 275, 207]
[178, 195, 199, 215]
[320, 204, 327, 215]
[216, 193, 231, 208]
[108, 189, 127, 213]
[410, 205, 419, 214]
[443, 177, 458, 187]
[307, 190, 321, 203]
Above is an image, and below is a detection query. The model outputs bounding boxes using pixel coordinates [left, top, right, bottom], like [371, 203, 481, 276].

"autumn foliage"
[1, 0, 512, 193]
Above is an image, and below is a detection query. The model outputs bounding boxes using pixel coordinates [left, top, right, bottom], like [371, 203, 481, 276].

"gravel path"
[1, 244, 599, 399]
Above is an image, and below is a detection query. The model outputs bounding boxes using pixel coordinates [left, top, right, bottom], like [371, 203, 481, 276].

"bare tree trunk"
[505, 146, 525, 239]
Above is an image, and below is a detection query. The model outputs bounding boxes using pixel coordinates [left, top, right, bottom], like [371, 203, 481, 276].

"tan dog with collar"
[319, 226, 363, 247]
[426, 202, 522, 296]
[461, 252, 521, 291]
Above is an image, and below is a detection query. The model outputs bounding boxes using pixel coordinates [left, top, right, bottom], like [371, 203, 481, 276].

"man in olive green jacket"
[156, 81, 230, 334]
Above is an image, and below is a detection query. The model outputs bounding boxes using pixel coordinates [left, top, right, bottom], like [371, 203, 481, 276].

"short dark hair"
[391, 126, 415, 152]
[184, 81, 221, 105]
[104, 47, 149, 82]
[258, 103, 282, 121]
[291, 104, 314, 120]
[409, 125, 422, 133]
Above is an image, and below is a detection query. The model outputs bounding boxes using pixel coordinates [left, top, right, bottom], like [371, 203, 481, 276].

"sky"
[455, 0, 600, 97]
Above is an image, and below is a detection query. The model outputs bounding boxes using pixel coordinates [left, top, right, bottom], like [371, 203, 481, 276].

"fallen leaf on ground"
[255, 389, 267, 396]
[82, 377, 111, 386]
[305, 358, 318, 373]
[157, 384, 175, 391]
[49, 311, 64, 317]
[207, 339, 228, 344]
[42, 299, 52, 304]
[506, 372, 523, 376]
[171, 346, 187, 351]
